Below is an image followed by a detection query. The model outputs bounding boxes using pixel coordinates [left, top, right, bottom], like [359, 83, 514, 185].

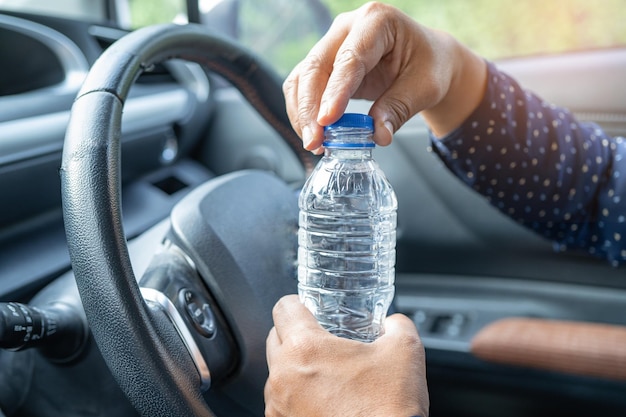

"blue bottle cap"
[323, 113, 375, 148]
[324, 113, 374, 131]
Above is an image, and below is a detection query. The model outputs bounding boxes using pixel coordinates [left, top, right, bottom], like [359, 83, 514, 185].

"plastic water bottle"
[298, 113, 397, 342]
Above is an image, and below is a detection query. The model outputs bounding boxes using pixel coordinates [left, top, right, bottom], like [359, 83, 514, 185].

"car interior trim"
[471, 317, 626, 381]
[165, 60, 211, 102]
[87, 24, 130, 44]
[0, 14, 89, 92]
[395, 272, 626, 357]
[140, 287, 211, 390]
[0, 88, 190, 165]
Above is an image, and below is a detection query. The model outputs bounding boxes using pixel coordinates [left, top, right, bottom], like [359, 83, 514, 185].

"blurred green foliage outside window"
[126, 0, 626, 76]
[324, 0, 626, 61]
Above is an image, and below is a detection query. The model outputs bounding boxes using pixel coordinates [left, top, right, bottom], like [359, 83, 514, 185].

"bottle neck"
[324, 147, 373, 160]
[323, 127, 374, 160]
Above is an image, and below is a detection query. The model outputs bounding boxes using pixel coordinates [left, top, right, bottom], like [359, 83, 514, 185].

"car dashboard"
[0, 12, 216, 301]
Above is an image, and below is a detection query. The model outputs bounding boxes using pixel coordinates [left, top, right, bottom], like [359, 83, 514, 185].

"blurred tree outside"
[238, 0, 626, 74]
[322, 0, 626, 60]
[125, 0, 626, 75]
[127, 0, 186, 28]
[237, 0, 328, 75]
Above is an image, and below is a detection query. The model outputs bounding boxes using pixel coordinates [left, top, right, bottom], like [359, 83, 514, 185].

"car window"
[235, 0, 331, 76]
[322, 0, 626, 61]
[237, 0, 626, 75]
[198, 0, 626, 75]
[4, 0, 624, 75]
[124, 0, 187, 28]
[119, 0, 330, 76]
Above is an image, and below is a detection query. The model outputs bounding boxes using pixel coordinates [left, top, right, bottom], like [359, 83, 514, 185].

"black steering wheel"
[61, 23, 311, 416]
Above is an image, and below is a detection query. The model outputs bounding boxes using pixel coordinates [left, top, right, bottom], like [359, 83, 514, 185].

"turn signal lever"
[0, 302, 87, 362]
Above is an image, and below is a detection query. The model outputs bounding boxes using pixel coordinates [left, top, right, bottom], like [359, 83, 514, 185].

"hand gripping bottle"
[298, 113, 397, 342]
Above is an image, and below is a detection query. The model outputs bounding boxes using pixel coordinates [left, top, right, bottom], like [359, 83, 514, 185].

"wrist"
[422, 35, 487, 137]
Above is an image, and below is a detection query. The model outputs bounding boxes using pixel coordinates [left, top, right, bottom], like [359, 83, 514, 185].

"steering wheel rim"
[61, 23, 309, 416]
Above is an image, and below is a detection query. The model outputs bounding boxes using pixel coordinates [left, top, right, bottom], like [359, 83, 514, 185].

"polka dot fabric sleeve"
[430, 61, 626, 266]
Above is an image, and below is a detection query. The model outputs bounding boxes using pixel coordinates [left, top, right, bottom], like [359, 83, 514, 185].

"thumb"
[377, 313, 424, 354]
[378, 313, 426, 372]
[271, 294, 322, 342]
[383, 313, 421, 340]
[369, 80, 422, 147]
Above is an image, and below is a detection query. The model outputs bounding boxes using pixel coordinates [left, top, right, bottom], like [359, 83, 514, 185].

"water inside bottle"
[298, 208, 396, 342]
[297, 113, 397, 342]
[298, 283, 395, 341]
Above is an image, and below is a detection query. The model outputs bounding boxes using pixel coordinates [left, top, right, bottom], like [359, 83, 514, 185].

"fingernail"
[318, 101, 329, 121]
[384, 120, 394, 136]
[302, 125, 314, 150]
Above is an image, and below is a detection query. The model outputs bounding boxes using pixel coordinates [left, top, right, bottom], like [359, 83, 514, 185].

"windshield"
[133, 0, 626, 74]
[2, 0, 625, 74]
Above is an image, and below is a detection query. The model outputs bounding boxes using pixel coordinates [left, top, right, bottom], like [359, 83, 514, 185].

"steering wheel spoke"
[139, 243, 239, 390]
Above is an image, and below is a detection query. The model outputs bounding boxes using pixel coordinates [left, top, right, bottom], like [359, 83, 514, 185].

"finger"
[368, 76, 420, 146]
[377, 314, 426, 374]
[271, 294, 321, 342]
[369, 111, 395, 147]
[369, 23, 452, 146]
[385, 315, 427, 379]
[292, 13, 355, 150]
[379, 313, 421, 343]
[266, 326, 280, 368]
[264, 380, 283, 417]
[284, 60, 325, 151]
[283, 66, 325, 152]
[283, 64, 302, 136]
[383, 321, 430, 417]
[317, 4, 394, 127]
[293, 56, 326, 150]
[263, 381, 272, 415]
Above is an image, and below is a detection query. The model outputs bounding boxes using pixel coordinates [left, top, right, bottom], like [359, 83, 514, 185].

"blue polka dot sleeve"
[430, 61, 626, 266]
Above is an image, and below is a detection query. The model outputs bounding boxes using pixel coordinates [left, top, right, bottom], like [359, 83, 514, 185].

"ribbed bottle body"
[298, 145, 397, 342]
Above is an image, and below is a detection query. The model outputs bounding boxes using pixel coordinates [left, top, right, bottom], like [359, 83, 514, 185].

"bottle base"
[298, 284, 394, 343]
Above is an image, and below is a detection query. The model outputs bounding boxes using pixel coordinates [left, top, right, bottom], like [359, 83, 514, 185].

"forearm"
[421, 33, 488, 138]
[431, 62, 626, 265]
